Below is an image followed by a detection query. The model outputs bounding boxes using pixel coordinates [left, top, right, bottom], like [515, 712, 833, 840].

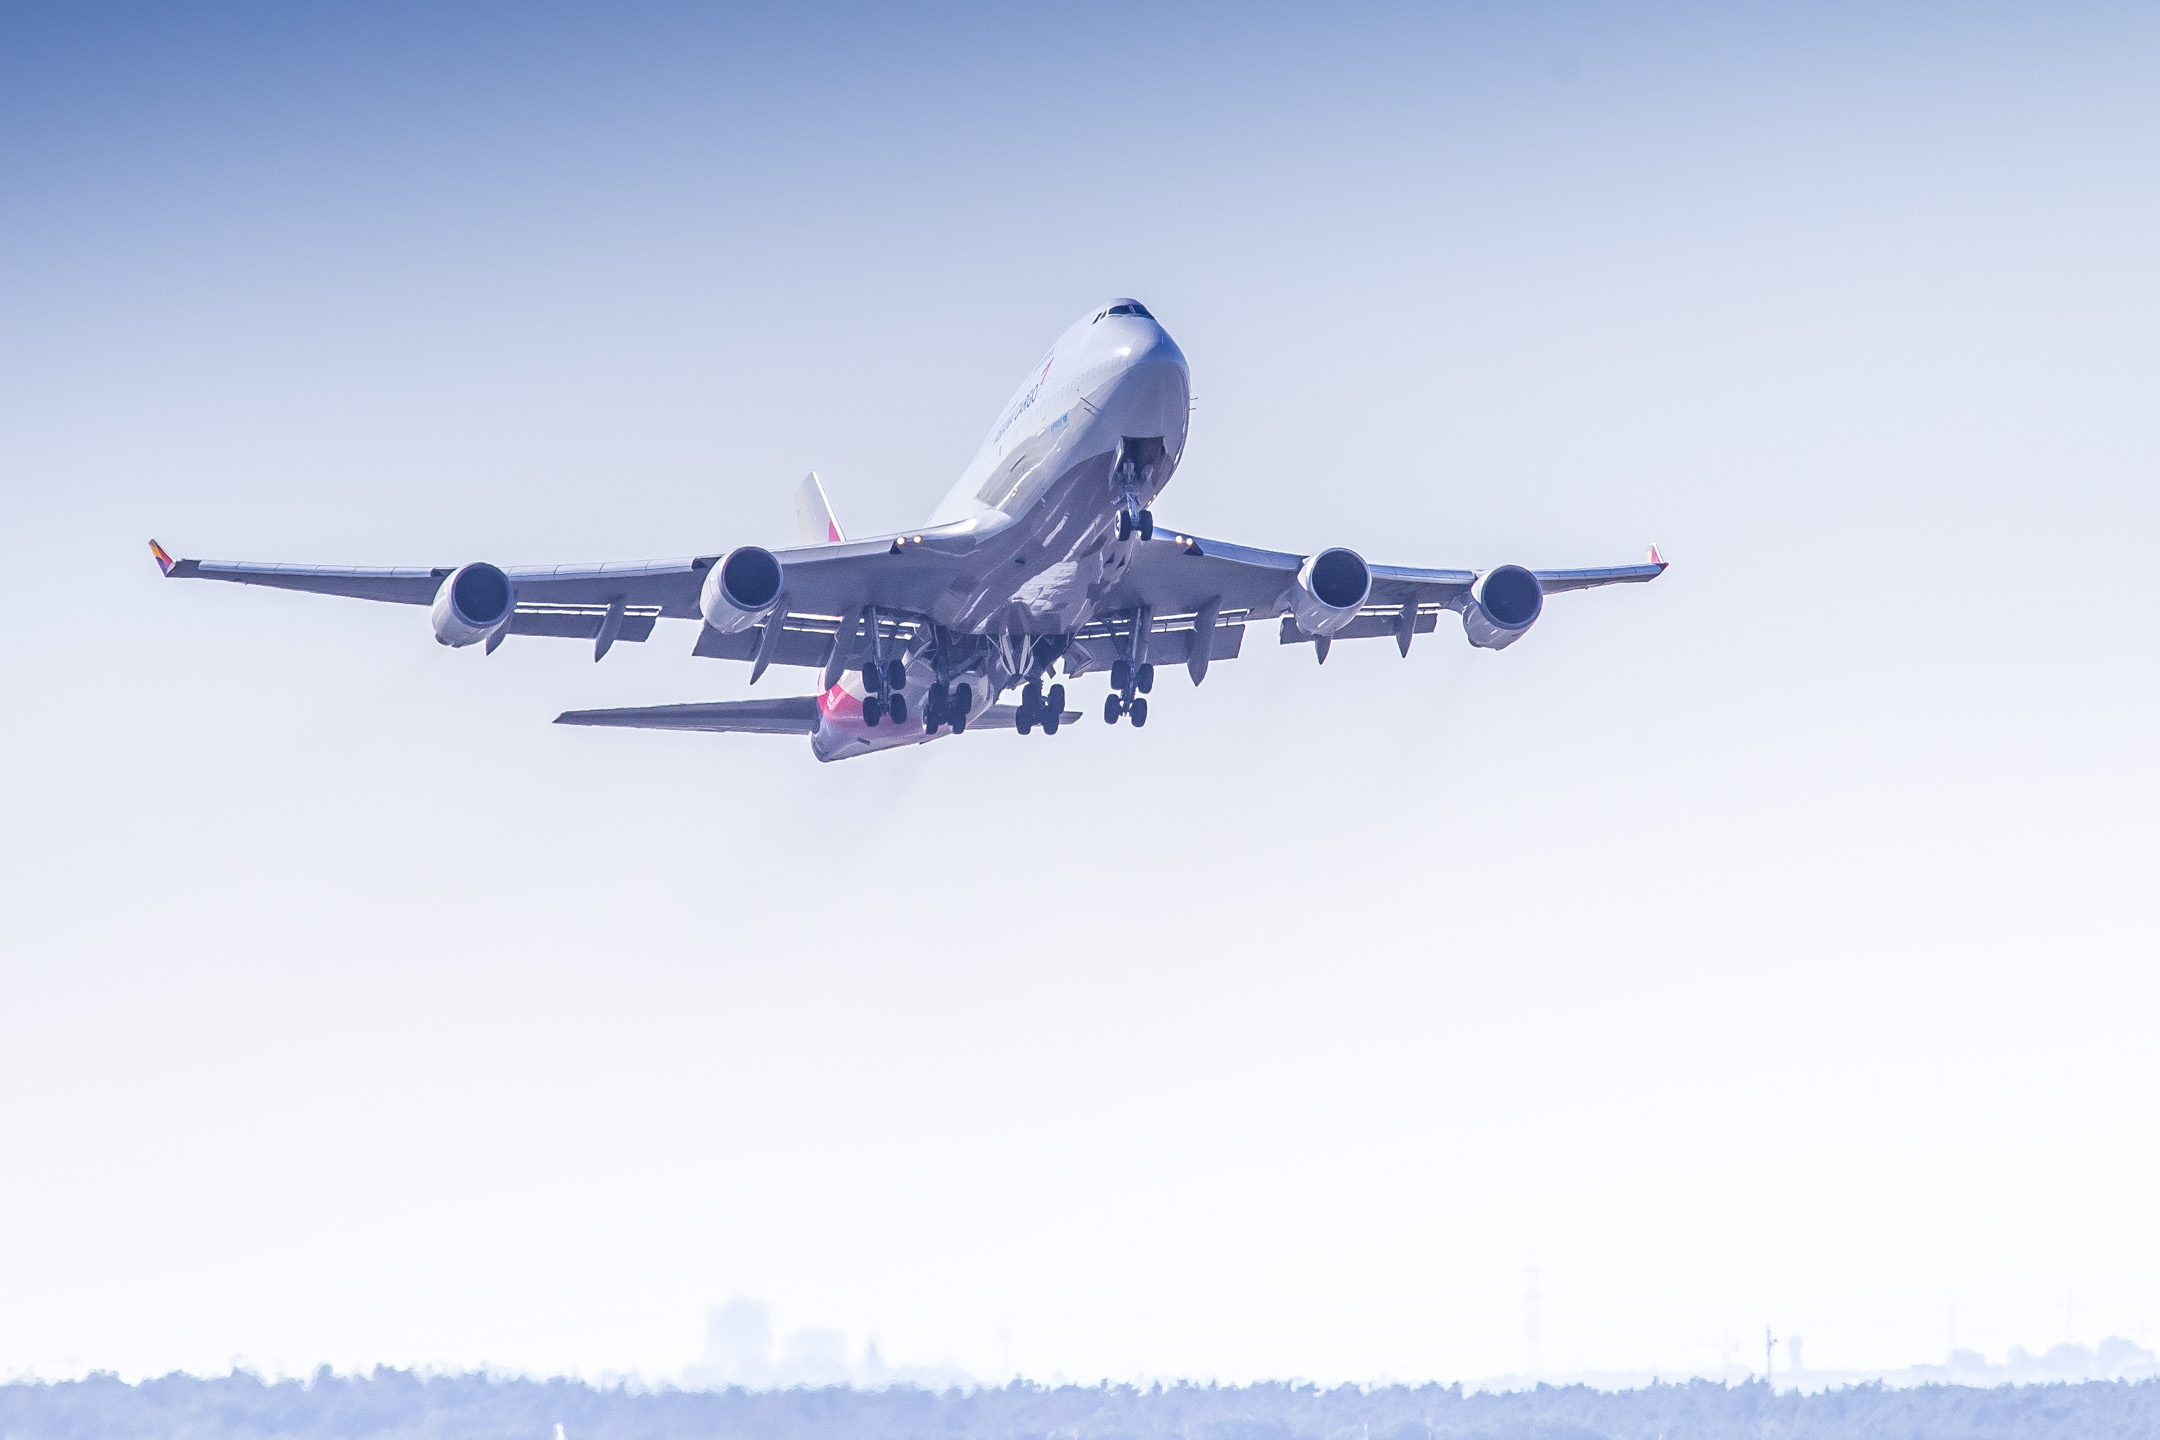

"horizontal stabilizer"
[555, 696, 819, 735]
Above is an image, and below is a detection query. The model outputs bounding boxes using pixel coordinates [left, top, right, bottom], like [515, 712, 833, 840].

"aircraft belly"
[944, 448, 1142, 635]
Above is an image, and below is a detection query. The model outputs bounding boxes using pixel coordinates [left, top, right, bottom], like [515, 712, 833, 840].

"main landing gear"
[1116, 507, 1155, 543]
[1015, 678, 1067, 736]
[1101, 660, 1153, 727]
[924, 679, 972, 735]
[858, 657, 909, 727]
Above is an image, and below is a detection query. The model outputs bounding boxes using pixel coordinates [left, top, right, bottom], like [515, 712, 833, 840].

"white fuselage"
[810, 303, 1191, 759]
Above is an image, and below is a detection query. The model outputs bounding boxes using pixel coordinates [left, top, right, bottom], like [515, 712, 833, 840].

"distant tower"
[1525, 1267, 1543, 1380]
[1765, 1329, 1778, 1389]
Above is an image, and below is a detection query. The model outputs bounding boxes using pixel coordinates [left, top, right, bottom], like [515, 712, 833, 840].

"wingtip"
[1647, 542, 1667, 570]
[148, 538, 176, 576]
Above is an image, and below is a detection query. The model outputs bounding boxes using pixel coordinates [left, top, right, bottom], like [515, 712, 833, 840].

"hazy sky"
[3, 0, 2157, 1388]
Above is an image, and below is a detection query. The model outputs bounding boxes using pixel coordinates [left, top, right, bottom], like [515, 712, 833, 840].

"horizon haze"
[2, 0, 2156, 1391]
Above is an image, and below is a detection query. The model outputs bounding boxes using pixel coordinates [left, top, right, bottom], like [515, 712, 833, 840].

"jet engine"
[431, 562, 516, 647]
[1461, 564, 1543, 649]
[700, 545, 784, 634]
[1288, 547, 1371, 637]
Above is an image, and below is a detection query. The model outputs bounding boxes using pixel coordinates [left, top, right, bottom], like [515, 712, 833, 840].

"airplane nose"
[1125, 322, 1186, 375]
[1101, 325, 1190, 443]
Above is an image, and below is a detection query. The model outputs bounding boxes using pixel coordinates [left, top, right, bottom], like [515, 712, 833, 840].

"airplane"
[150, 298, 1666, 762]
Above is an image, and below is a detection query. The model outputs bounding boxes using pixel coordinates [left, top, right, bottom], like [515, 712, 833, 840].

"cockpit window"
[1094, 301, 1154, 322]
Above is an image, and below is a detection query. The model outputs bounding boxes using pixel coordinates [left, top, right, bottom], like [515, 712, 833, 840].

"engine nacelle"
[1288, 547, 1371, 637]
[700, 545, 784, 634]
[1461, 564, 1543, 650]
[431, 562, 516, 647]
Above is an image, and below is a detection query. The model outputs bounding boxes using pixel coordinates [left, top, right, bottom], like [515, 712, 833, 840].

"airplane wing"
[148, 534, 962, 663]
[1066, 529, 1666, 678]
[149, 524, 1664, 680]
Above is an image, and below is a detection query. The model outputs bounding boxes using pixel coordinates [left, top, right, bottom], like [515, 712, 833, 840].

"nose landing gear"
[1111, 436, 1165, 545]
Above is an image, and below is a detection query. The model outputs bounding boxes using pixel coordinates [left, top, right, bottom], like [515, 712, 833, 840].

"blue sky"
[2, 1, 2157, 1386]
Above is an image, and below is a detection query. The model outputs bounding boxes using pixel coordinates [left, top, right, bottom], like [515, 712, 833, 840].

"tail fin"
[795, 472, 846, 544]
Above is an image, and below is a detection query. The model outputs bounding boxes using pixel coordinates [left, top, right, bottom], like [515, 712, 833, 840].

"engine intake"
[700, 545, 784, 634]
[1289, 547, 1371, 637]
[1462, 565, 1543, 649]
[431, 562, 516, 647]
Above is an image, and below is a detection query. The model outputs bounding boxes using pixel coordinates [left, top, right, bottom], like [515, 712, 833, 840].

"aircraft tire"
[1129, 697, 1148, 728]
[887, 693, 907, 724]
[1103, 695, 1121, 725]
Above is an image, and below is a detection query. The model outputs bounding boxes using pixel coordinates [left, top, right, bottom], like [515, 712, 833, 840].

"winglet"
[1646, 543, 1666, 569]
[149, 538, 177, 576]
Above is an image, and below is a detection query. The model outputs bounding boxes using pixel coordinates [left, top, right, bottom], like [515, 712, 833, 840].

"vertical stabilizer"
[795, 472, 846, 544]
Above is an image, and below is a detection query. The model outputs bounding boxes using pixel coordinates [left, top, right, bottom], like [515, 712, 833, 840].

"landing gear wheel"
[860, 663, 880, 692]
[950, 683, 972, 733]
[1103, 694, 1122, 725]
[1023, 678, 1044, 708]
[1135, 664, 1154, 695]
[886, 658, 907, 693]
[1042, 708, 1060, 736]
[1047, 683, 1065, 714]
[1138, 509, 1154, 542]
[1110, 659, 1132, 692]
[1129, 696, 1149, 728]
[1017, 706, 1034, 736]
[863, 695, 884, 727]
[1117, 509, 1135, 541]
[886, 693, 907, 724]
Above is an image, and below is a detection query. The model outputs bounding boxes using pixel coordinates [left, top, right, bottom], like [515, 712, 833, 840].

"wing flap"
[1064, 617, 1245, 675]
[690, 617, 847, 668]
[507, 607, 659, 642]
[1277, 609, 1439, 646]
